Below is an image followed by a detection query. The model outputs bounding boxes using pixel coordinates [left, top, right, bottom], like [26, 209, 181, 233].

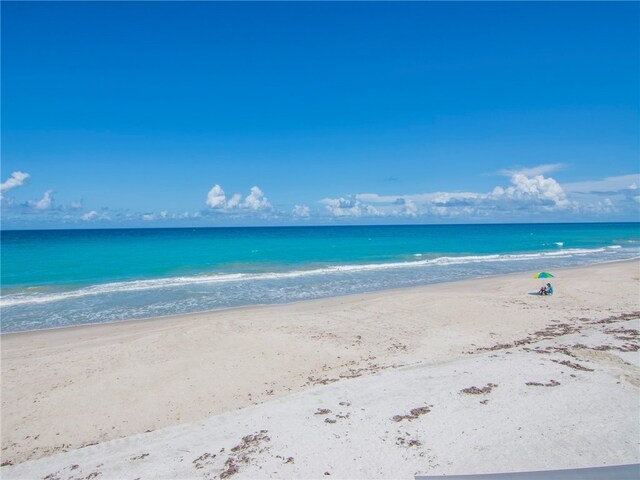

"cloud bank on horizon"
[320, 167, 639, 220]
[2, 164, 638, 227]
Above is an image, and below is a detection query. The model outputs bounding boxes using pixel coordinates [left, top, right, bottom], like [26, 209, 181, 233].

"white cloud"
[205, 184, 272, 212]
[206, 184, 227, 208]
[168, 211, 201, 220]
[322, 195, 420, 218]
[582, 198, 616, 214]
[292, 205, 310, 218]
[498, 163, 565, 177]
[321, 197, 385, 217]
[400, 198, 417, 217]
[227, 194, 242, 209]
[356, 191, 482, 205]
[135, 210, 204, 221]
[28, 190, 54, 210]
[79, 210, 111, 221]
[81, 210, 99, 221]
[136, 210, 201, 221]
[324, 171, 578, 219]
[490, 174, 569, 210]
[0, 171, 30, 192]
[243, 186, 271, 210]
[68, 201, 83, 210]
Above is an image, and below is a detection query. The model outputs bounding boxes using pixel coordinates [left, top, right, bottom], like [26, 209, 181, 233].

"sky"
[2, 1, 639, 229]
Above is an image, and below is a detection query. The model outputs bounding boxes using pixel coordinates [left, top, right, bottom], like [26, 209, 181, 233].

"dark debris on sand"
[551, 359, 594, 372]
[392, 405, 432, 422]
[192, 452, 216, 470]
[218, 430, 271, 479]
[460, 383, 498, 395]
[396, 436, 422, 447]
[526, 380, 560, 387]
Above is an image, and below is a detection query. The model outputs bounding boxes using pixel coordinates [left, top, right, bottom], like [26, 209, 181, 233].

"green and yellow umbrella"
[534, 272, 555, 279]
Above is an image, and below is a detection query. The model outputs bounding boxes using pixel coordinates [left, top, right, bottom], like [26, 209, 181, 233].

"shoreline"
[2, 259, 639, 473]
[2, 256, 637, 337]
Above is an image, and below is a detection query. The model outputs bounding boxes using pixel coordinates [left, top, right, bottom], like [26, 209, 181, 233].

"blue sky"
[2, 1, 639, 228]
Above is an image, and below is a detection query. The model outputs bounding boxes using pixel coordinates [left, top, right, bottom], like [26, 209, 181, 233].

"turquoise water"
[1, 223, 639, 332]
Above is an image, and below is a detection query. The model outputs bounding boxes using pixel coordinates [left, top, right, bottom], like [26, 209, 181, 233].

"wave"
[0, 246, 630, 308]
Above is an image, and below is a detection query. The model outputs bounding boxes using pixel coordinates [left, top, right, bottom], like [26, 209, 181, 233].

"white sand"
[2, 260, 639, 478]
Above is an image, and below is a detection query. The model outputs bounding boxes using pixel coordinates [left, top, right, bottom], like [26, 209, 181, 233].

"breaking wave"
[0, 246, 629, 308]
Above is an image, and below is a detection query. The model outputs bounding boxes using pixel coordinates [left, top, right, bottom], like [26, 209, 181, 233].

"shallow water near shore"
[2, 223, 639, 332]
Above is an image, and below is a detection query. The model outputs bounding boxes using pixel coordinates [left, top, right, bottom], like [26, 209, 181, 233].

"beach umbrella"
[533, 272, 555, 279]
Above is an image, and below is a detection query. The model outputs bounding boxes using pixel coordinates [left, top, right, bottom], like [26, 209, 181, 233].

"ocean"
[1, 223, 639, 333]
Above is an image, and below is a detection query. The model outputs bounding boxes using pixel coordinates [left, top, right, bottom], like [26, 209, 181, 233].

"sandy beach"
[2, 259, 639, 478]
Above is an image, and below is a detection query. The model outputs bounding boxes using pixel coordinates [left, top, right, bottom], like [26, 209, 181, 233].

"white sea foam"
[554, 242, 564, 247]
[0, 247, 627, 308]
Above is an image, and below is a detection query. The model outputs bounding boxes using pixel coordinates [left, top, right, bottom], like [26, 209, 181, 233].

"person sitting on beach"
[546, 283, 553, 295]
[538, 285, 548, 295]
